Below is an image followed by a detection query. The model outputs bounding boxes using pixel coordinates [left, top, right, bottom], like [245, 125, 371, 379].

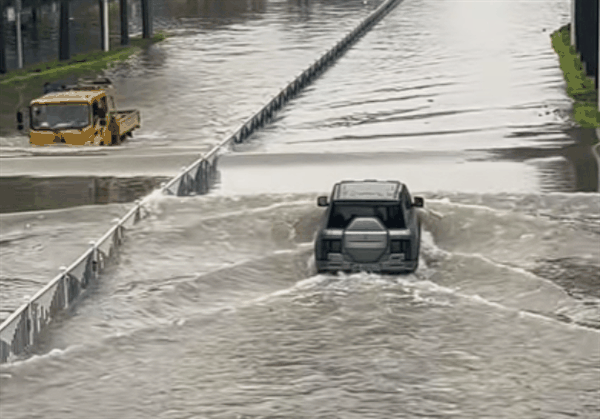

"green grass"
[550, 24, 600, 129]
[0, 32, 167, 86]
[0, 32, 166, 135]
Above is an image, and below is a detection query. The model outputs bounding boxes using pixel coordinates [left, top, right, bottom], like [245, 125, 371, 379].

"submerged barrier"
[0, 204, 144, 363]
[0, 0, 402, 364]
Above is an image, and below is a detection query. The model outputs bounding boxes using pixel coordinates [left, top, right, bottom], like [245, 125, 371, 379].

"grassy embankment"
[550, 24, 600, 130]
[0, 32, 167, 135]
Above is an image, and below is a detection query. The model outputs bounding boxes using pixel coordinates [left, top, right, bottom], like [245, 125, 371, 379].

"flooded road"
[1, 0, 599, 417]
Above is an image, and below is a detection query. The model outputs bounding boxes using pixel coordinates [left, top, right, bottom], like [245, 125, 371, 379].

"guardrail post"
[118, 224, 124, 246]
[15, 314, 25, 355]
[112, 218, 122, 247]
[59, 266, 69, 308]
[26, 303, 35, 348]
[134, 199, 141, 223]
[88, 240, 98, 284]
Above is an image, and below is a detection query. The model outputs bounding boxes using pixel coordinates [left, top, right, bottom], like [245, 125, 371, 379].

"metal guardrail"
[0, 203, 142, 363]
[0, 0, 402, 364]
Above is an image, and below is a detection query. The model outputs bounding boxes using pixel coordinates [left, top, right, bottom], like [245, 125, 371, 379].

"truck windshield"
[31, 104, 90, 130]
[327, 203, 406, 229]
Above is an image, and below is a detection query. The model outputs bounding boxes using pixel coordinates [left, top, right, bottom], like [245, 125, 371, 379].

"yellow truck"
[17, 78, 140, 146]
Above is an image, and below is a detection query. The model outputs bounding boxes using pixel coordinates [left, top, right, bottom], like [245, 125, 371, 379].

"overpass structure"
[0, 0, 403, 364]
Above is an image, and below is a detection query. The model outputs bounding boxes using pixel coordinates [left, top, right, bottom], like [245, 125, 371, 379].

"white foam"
[160, 197, 313, 224]
[427, 198, 508, 215]
[1, 344, 83, 369]
[273, 249, 296, 255]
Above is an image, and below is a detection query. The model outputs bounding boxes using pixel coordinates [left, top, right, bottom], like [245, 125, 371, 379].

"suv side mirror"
[99, 118, 107, 127]
[16, 111, 24, 130]
[413, 197, 424, 208]
[317, 196, 328, 207]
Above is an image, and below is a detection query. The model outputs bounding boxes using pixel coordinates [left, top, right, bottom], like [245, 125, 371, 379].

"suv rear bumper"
[315, 257, 418, 274]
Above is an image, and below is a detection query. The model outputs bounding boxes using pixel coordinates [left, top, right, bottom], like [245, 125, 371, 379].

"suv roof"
[332, 180, 403, 202]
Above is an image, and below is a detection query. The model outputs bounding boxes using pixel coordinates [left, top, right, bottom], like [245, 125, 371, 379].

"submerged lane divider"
[162, 0, 402, 197]
[0, 0, 402, 364]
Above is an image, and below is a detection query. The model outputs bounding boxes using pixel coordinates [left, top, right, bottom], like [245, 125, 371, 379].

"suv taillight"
[390, 240, 410, 254]
[319, 239, 341, 259]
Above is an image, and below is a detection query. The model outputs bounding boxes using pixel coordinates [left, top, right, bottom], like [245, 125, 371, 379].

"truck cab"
[314, 180, 424, 274]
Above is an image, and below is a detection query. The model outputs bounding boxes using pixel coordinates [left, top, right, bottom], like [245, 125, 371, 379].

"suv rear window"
[327, 203, 406, 229]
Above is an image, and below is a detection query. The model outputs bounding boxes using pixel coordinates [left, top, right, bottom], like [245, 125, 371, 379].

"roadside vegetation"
[551, 24, 600, 129]
[0, 32, 166, 135]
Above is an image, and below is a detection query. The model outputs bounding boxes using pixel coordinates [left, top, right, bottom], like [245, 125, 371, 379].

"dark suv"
[314, 180, 424, 274]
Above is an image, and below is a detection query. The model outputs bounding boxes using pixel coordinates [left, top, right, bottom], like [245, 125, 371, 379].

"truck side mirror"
[16, 111, 24, 131]
[317, 196, 328, 207]
[412, 197, 424, 208]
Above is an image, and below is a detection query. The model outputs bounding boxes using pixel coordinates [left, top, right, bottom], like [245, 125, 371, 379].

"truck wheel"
[111, 131, 121, 146]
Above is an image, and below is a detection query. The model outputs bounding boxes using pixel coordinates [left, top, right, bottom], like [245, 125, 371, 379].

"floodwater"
[1, 0, 599, 417]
